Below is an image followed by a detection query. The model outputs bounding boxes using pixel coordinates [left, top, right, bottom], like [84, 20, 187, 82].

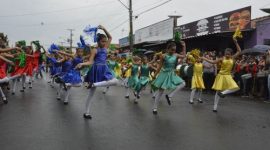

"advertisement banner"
[176, 6, 251, 39]
[135, 18, 174, 44]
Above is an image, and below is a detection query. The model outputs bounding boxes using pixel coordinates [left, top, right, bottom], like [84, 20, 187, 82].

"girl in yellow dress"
[202, 38, 241, 112]
[189, 57, 205, 104]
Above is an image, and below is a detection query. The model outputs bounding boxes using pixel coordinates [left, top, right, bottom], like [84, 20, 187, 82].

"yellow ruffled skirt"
[191, 74, 205, 89]
[212, 74, 239, 91]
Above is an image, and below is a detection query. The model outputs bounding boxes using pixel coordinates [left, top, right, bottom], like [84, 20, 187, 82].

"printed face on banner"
[197, 19, 209, 36]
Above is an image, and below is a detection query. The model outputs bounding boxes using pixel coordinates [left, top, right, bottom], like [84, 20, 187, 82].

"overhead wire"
[0, 0, 116, 18]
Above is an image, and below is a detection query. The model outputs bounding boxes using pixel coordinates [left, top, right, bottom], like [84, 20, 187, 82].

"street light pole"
[67, 29, 74, 51]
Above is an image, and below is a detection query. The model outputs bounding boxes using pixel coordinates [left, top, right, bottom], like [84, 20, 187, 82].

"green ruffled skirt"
[152, 70, 184, 90]
[140, 76, 150, 87]
[128, 75, 141, 92]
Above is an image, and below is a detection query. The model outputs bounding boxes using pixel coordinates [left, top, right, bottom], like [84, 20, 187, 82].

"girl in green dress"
[103, 53, 120, 94]
[152, 41, 186, 114]
[125, 56, 141, 104]
[138, 56, 156, 96]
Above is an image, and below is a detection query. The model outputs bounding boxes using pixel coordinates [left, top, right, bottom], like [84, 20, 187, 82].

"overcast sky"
[0, 0, 269, 47]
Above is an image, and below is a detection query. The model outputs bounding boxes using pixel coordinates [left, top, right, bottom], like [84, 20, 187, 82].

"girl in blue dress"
[76, 25, 119, 119]
[55, 48, 84, 105]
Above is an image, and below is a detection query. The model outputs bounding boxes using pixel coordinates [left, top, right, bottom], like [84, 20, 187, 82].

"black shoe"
[218, 92, 225, 98]
[29, 86, 32, 89]
[165, 95, 171, 106]
[137, 95, 140, 99]
[63, 102, 68, 105]
[7, 87, 10, 90]
[20, 89, 24, 92]
[83, 113, 92, 119]
[23, 87, 26, 90]
[87, 83, 94, 89]
[198, 99, 203, 103]
[125, 96, 129, 99]
[12, 92, 15, 95]
[134, 101, 138, 104]
[57, 97, 61, 101]
[3, 99, 8, 104]
[189, 101, 194, 104]
[213, 110, 218, 113]
[153, 109, 158, 115]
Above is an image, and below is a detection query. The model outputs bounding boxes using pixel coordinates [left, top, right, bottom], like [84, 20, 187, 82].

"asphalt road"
[0, 78, 269, 150]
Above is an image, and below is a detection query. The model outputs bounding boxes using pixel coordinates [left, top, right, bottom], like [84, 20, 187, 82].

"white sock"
[189, 89, 196, 103]
[168, 82, 186, 98]
[197, 89, 202, 101]
[57, 84, 63, 98]
[22, 75, 26, 88]
[85, 87, 96, 114]
[125, 87, 130, 97]
[214, 92, 220, 110]
[221, 89, 239, 95]
[0, 87, 5, 99]
[12, 79, 17, 93]
[0, 77, 9, 84]
[64, 87, 72, 102]
[93, 78, 119, 87]
[153, 89, 164, 110]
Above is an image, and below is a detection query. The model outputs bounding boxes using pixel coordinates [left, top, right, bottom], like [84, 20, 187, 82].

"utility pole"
[67, 29, 75, 51]
[129, 0, 134, 51]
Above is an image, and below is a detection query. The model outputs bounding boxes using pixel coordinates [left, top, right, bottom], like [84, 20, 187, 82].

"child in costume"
[151, 41, 186, 114]
[188, 51, 205, 104]
[0, 49, 17, 103]
[9, 43, 28, 94]
[76, 25, 120, 119]
[125, 56, 141, 104]
[103, 53, 121, 94]
[137, 56, 156, 99]
[55, 48, 84, 105]
[202, 38, 241, 112]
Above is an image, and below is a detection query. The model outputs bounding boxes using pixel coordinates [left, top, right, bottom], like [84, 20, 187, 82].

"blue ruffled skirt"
[61, 69, 82, 84]
[51, 66, 62, 76]
[84, 64, 113, 83]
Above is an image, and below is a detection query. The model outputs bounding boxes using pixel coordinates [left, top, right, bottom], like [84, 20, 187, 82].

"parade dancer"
[8, 44, 28, 95]
[0, 53, 15, 103]
[46, 48, 62, 88]
[151, 41, 186, 114]
[55, 48, 84, 105]
[122, 58, 132, 98]
[138, 56, 156, 98]
[125, 56, 141, 104]
[103, 53, 121, 94]
[76, 25, 120, 119]
[189, 54, 205, 104]
[202, 38, 241, 112]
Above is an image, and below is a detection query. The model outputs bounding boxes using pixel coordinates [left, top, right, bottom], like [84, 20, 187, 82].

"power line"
[109, 19, 129, 32]
[117, 0, 129, 10]
[0, 0, 116, 18]
[134, 0, 165, 12]
[135, 0, 172, 17]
